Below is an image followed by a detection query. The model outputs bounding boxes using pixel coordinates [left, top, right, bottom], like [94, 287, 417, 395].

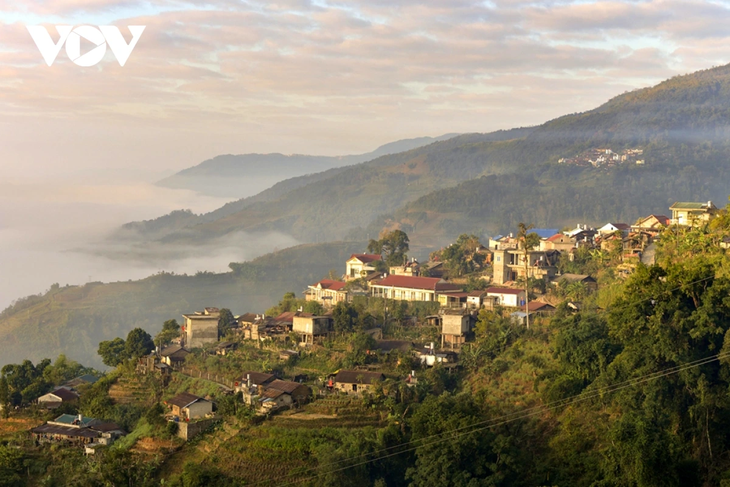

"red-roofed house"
[541, 233, 576, 252]
[304, 279, 348, 306]
[485, 287, 527, 308]
[370, 275, 463, 302]
[346, 253, 382, 281]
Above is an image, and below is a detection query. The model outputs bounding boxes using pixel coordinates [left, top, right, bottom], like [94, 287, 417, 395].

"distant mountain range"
[156, 134, 459, 199]
[4, 63, 730, 367]
[122, 64, 730, 248]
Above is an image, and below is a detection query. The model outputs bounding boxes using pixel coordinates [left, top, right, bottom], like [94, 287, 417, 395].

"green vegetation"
[0, 355, 94, 409]
[0, 241, 365, 368]
[97, 328, 154, 368]
[124, 64, 730, 249]
[368, 229, 410, 267]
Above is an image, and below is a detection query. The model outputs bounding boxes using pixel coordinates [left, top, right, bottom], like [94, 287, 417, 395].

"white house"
[485, 287, 527, 308]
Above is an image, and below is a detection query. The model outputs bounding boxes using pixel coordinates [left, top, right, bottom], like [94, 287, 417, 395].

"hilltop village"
[1, 198, 729, 485]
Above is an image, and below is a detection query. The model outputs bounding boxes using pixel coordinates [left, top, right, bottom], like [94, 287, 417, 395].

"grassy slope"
[0, 241, 365, 368]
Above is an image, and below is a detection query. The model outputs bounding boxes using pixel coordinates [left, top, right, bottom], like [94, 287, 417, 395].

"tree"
[517, 223, 540, 329]
[439, 234, 486, 277]
[369, 230, 410, 266]
[124, 328, 154, 359]
[333, 302, 358, 333]
[98, 337, 127, 367]
[155, 319, 181, 347]
[218, 308, 235, 337]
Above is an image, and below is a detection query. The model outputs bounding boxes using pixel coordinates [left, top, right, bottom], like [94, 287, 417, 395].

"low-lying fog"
[0, 173, 297, 311]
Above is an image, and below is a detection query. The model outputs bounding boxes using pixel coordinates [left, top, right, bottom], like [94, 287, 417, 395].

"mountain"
[120, 128, 534, 243]
[0, 241, 364, 368]
[156, 134, 459, 199]
[8, 64, 730, 367]
[122, 64, 730, 249]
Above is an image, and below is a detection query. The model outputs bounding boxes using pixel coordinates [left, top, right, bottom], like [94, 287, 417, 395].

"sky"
[0, 0, 729, 307]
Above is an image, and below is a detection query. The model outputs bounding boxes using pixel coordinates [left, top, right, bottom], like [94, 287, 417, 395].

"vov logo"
[27, 25, 145, 67]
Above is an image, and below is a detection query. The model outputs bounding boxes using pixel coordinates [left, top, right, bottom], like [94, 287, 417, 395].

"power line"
[252, 350, 730, 487]
[249, 274, 720, 485]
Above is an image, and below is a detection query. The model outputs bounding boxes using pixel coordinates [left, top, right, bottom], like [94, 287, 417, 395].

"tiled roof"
[237, 313, 259, 323]
[160, 345, 190, 357]
[485, 287, 524, 295]
[167, 392, 204, 409]
[527, 301, 556, 312]
[558, 273, 595, 283]
[372, 275, 462, 292]
[335, 370, 385, 384]
[260, 388, 285, 399]
[314, 279, 347, 291]
[670, 202, 712, 210]
[349, 253, 382, 263]
[32, 424, 99, 438]
[48, 388, 79, 402]
[267, 379, 307, 394]
[241, 371, 275, 385]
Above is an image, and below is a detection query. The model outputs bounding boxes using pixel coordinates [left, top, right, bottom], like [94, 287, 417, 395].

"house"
[492, 249, 559, 285]
[63, 374, 100, 389]
[441, 309, 471, 349]
[418, 346, 458, 367]
[31, 414, 103, 445]
[166, 393, 213, 420]
[438, 291, 469, 308]
[258, 388, 291, 411]
[332, 370, 385, 395]
[304, 279, 348, 306]
[237, 313, 261, 327]
[214, 341, 236, 356]
[37, 388, 79, 408]
[236, 371, 277, 399]
[670, 201, 719, 226]
[345, 253, 382, 281]
[632, 214, 670, 233]
[292, 313, 333, 345]
[370, 275, 463, 302]
[265, 379, 310, 405]
[160, 345, 190, 366]
[556, 274, 598, 291]
[526, 301, 556, 315]
[466, 290, 487, 309]
[389, 259, 420, 277]
[485, 287, 526, 308]
[182, 307, 220, 348]
[721, 236, 730, 250]
[423, 261, 446, 278]
[598, 223, 631, 236]
[541, 234, 576, 252]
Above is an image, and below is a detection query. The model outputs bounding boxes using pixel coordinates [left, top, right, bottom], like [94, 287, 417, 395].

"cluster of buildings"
[558, 148, 645, 167]
[30, 414, 125, 454]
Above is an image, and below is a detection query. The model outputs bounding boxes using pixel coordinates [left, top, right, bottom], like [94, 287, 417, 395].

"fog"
[0, 174, 297, 310]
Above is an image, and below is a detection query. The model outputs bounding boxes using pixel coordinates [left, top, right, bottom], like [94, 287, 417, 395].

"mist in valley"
[0, 176, 298, 311]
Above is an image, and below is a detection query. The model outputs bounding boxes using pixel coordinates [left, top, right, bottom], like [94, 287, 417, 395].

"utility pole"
[524, 242, 530, 330]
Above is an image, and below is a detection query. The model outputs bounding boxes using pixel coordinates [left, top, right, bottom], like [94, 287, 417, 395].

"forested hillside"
[0, 241, 364, 368]
[4, 218, 730, 486]
[121, 64, 730, 247]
